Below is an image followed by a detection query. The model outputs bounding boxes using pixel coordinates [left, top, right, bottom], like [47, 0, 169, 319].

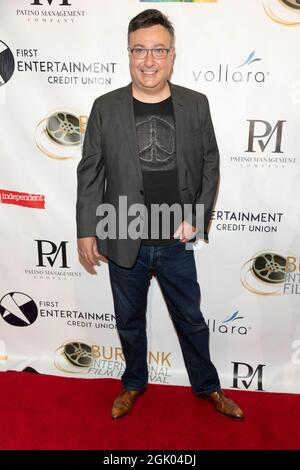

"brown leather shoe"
[199, 389, 245, 419]
[111, 389, 143, 419]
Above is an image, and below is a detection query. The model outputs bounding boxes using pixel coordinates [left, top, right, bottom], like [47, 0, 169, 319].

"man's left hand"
[174, 221, 199, 243]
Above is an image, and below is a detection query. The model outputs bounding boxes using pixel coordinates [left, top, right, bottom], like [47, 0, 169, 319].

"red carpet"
[0, 371, 299, 450]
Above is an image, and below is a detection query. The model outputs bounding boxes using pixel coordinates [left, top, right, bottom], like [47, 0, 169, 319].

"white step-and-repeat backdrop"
[0, 0, 299, 393]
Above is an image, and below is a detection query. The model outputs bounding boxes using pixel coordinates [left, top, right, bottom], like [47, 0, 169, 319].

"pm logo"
[246, 120, 285, 153]
[30, 0, 71, 5]
[35, 240, 69, 268]
[232, 361, 266, 391]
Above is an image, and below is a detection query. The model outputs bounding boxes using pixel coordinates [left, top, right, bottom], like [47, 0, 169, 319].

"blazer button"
[140, 190, 144, 195]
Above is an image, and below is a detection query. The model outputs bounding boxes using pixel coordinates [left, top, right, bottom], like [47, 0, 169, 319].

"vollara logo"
[207, 311, 251, 336]
[263, 0, 300, 26]
[35, 108, 87, 159]
[241, 251, 300, 295]
[193, 50, 269, 85]
[0, 41, 15, 87]
[0, 292, 38, 327]
[54, 340, 172, 383]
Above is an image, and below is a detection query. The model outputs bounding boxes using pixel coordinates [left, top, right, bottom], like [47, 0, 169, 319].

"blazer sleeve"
[76, 98, 106, 238]
[192, 94, 219, 239]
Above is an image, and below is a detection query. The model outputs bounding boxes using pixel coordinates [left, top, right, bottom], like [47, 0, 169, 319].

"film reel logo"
[241, 251, 287, 295]
[263, 0, 300, 25]
[35, 109, 87, 160]
[55, 340, 97, 374]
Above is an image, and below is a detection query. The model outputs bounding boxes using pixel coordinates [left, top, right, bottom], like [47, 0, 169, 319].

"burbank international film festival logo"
[241, 250, 300, 295]
[55, 340, 172, 383]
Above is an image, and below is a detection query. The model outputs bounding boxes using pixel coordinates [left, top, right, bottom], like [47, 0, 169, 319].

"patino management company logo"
[263, 0, 300, 26]
[193, 50, 270, 85]
[16, 0, 85, 24]
[241, 250, 300, 295]
[15, 48, 117, 87]
[231, 118, 296, 169]
[0, 40, 15, 87]
[35, 108, 87, 160]
[24, 239, 82, 281]
[54, 340, 172, 383]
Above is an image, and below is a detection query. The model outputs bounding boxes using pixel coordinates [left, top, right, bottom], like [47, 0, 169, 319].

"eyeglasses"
[128, 47, 171, 60]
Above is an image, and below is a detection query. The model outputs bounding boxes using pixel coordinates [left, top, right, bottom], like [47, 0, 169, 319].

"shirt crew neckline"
[133, 95, 172, 105]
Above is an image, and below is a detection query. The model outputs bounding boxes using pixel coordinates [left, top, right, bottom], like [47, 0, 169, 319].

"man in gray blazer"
[77, 9, 244, 420]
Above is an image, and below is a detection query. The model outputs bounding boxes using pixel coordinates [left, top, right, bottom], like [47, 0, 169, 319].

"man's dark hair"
[128, 9, 175, 44]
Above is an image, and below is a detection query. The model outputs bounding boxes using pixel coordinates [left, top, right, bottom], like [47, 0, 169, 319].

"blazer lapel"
[118, 83, 143, 187]
[169, 82, 186, 191]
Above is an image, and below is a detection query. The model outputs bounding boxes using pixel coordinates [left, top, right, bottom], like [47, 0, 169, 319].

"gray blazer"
[76, 82, 219, 268]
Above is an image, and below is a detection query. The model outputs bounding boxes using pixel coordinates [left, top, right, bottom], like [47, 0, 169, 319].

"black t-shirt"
[133, 96, 182, 245]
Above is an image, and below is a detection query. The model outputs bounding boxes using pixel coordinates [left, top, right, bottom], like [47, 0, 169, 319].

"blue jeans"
[108, 240, 221, 394]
